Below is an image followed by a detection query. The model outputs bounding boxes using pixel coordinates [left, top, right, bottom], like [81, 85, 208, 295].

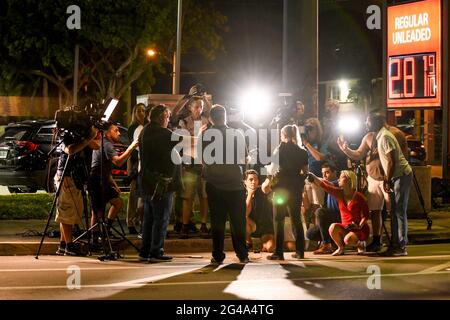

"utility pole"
[173, 0, 182, 94]
[73, 44, 79, 106]
[282, 0, 318, 118]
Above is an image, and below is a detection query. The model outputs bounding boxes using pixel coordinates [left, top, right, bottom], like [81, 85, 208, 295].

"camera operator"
[55, 126, 100, 256]
[322, 99, 348, 172]
[138, 105, 183, 262]
[302, 118, 327, 213]
[337, 112, 409, 253]
[89, 122, 139, 245]
[126, 103, 146, 235]
[272, 100, 305, 129]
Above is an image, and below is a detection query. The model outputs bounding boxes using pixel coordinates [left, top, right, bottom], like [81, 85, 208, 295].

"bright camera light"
[102, 98, 119, 122]
[239, 87, 270, 121]
[338, 115, 360, 134]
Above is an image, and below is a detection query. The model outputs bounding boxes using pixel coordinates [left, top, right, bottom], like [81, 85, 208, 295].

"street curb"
[408, 232, 450, 244]
[2, 235, 450, 256]
[0, 238, 236, 256]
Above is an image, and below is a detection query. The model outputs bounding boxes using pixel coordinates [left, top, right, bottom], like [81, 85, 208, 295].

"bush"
[0, 193, 130, 220]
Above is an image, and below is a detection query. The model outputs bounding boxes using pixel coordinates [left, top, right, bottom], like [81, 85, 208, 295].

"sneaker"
[138, 255, 150, 262]
[291, 252, 305, 259]
[64, 243, 85, 256]
[380, 247, 408, 257]
[210, 257, 224, 265]
[150, 255, 173, 263]
[366, 242, 382, 253]
[189, 221, 199, 233]
[128, 226, 138, 235]
[313, 243, 333, 255]
[267, 253, 284, 261]
[238, 257, 250, 264]
[56, 242, 66, 255]
[357, 241, 366, 254]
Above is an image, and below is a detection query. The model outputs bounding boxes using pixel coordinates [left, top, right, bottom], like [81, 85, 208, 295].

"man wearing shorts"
[89, 122, 139, 243]
[55, 126, 99, 256]
[337, 115, 408, 252]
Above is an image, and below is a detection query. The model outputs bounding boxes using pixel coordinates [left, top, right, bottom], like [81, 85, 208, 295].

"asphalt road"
[0, 244, 449, 300]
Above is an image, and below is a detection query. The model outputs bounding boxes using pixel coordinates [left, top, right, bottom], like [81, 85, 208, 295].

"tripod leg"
[109, 224, 140, 252]
[412, 172, 432, 230]
[35, 191, 59, 259]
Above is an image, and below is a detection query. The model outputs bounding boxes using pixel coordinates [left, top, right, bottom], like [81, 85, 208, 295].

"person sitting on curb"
[306, 162, 341, 254]
[307, 170, 370, 256]
[244, 170, 275, 253]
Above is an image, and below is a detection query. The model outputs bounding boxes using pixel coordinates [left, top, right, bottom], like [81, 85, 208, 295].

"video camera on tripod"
[54, 98, 119, 141]
[270, 93, 305, 131]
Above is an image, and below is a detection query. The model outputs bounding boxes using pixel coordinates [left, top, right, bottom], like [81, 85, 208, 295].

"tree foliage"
[0, 0, 227, 106]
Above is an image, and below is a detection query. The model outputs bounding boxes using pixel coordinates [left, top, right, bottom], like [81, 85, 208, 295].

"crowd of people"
[53, 85, 413, 263]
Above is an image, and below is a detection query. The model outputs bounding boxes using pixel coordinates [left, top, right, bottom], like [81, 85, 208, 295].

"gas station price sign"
[387, 0, 441, 108]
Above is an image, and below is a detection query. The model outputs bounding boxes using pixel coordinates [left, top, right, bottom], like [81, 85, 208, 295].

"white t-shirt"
[376, 127, 412, 179]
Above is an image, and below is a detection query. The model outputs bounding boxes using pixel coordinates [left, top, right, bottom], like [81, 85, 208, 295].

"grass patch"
[0, 193, 130, 220]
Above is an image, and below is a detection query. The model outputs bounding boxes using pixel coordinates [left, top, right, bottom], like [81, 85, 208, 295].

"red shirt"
[319, 181, 369, 226]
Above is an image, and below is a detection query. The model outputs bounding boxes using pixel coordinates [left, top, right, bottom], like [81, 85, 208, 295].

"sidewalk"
[0, 211, 449, 256]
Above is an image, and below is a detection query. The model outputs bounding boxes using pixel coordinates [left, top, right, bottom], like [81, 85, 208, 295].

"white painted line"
[0, 268, 448, 291]
[417, 261, 450, 274]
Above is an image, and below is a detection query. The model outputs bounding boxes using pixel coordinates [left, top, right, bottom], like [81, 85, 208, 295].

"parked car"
[0, 120, 131, 193]
[0, 120, 59, 193]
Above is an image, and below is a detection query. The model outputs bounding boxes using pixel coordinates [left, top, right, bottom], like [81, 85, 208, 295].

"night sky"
[152, 0, 383, 105]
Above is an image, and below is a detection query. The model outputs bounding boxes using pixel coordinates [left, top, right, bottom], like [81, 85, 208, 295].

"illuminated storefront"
[385, 0, 449, 178]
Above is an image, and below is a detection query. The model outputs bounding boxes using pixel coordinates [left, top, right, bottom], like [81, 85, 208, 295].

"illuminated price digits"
[404, 57, 415, 98]
[389, 58, 402, 98]
[389, 53, 436, 99]
[423, 55, 436, 96]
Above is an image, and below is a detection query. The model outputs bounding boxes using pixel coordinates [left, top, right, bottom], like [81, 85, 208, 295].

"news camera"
[54, 98, 118, 140]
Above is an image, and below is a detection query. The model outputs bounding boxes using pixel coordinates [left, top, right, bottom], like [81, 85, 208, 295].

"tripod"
[73, 130, 140, 261]
[411, 169, 433, 230]
[36, 132, 139, 260]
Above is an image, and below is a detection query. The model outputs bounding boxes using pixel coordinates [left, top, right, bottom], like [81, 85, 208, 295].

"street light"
[146, 48, 157, 58]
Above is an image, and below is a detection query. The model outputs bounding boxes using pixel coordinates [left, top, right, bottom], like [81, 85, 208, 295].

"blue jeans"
[140, 192, 173, 258]
[392, 173, 412, 249]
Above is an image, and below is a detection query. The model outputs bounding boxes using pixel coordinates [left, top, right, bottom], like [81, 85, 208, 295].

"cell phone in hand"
[345, 223, 358, 231]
